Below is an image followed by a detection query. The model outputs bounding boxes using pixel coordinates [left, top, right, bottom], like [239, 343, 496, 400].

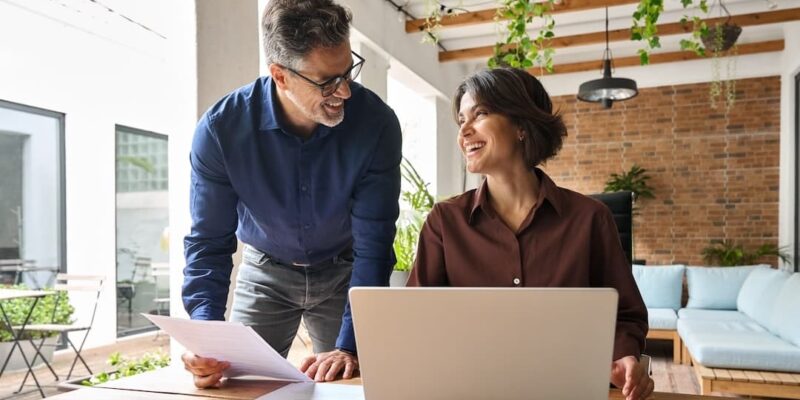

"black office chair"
[589, 191, 633, 266]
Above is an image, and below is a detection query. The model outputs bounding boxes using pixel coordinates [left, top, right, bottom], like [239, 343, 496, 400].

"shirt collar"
[258, 77, 336, 140]
[468, 168, 564, 224]
[259, 77, 282, 131]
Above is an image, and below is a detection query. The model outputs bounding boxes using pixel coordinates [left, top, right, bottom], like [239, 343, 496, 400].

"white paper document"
[144, 314, 311, 382]
[257, 382, 365, 400]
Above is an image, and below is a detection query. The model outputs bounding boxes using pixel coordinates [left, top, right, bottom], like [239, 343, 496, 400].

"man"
[181, 0, 401, 386]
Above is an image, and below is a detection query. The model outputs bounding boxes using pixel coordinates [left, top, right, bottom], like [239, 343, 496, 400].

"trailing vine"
[420, 0, 466, 44]
[631, 0, 709, 64]
[488, 0, 556, 72]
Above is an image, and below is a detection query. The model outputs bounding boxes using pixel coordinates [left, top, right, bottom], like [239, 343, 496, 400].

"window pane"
[116, 126, 169, 336]
[0, 101, 64, 289]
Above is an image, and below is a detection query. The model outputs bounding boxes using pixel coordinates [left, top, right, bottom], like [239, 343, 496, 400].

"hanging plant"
[420, 0, 467, 44]
[632, 0, 741, 108]
[705, 21, 739, 110]
[631, 0, 710, 65]
[488, 0, 556, 73]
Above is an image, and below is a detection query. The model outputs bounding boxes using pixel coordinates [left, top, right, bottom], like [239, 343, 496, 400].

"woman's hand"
[610, 355, 654, 400]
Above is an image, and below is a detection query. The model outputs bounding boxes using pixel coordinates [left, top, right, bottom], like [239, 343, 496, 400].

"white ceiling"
[389, 0, 795, 70]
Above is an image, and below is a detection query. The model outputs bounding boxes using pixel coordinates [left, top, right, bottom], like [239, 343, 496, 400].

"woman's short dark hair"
[453, 68, 567, 168]
[261, 0, 352, 69]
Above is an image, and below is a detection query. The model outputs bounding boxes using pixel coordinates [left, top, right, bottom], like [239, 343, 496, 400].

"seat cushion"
[773, 273, 800, 347]
[632, 265, 685, 310]
[648, 308, 678, 330]
[686, 265, 767, 310]
[737, 267, 791, 332]
[678, 319, 800, 373]
[677, 308, 750, 322]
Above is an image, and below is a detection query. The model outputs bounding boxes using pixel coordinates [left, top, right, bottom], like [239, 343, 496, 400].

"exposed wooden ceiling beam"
[440, 8, 800, 62]
[405, 0, 639, 33]
[529, 39, 783, 75]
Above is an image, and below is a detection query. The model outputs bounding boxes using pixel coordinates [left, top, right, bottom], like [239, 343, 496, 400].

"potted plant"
[701, 240, 791, 267]
[391, 158, 434, 287]
[631, 0, 741, 109]
[603, 164, 655, 204]
[0, 287, 73, 372]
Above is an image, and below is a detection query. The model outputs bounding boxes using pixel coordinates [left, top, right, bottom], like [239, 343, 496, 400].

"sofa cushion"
[737, 267, 791, 332]
[677, 308, 750, 322]
[648, 308, 678, 330]
[686, 265, 767, 310]
[632, 265, 685, 310]
[678, 319, 800, 373]
[773, 273, 800, 347]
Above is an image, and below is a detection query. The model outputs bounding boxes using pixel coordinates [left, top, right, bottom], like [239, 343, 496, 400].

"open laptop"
[350, 287, 618, 400]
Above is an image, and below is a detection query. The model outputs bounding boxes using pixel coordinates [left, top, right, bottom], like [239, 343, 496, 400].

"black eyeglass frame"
[284, 51, 365, 97]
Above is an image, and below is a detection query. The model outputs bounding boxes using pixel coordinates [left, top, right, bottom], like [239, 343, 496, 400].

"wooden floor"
[0, 333, 763, 399]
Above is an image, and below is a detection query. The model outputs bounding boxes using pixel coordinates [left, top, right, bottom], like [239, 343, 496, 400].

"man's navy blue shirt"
[183, 77, 401, 351]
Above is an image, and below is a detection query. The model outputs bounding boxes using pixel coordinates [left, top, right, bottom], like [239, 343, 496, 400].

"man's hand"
[181, 351, 231, 388]
[610, 355, 654, 400]
[299, 349, 358, 382]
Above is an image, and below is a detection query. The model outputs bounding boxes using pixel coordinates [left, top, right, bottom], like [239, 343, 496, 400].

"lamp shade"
[577, 59, 638, 109]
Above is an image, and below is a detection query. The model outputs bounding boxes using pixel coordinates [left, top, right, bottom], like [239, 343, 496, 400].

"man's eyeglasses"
[285, 51, 365, 97]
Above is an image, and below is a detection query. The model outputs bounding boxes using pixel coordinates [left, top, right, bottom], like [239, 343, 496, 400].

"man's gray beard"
[285, 90, 345, 128]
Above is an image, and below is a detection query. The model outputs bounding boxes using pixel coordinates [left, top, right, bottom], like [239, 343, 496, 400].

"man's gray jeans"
[230, 245, 353, 358]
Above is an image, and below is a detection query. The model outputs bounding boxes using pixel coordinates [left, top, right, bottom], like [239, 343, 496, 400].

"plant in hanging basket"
[701, 22, 741, 52]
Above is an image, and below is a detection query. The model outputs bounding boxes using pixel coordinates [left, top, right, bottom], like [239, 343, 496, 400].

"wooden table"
[0, 288, 50, 397]
[46, 366, 723, 399]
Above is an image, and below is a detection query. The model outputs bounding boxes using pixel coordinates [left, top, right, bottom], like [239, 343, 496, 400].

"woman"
[408, 68, 653, 400]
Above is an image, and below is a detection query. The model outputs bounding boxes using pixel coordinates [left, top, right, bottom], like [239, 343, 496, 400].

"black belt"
[261, 248, 353, 268]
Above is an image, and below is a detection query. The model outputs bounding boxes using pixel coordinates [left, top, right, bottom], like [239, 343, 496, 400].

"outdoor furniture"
[0, 288, 49, 398]
[679, 267, 800, 398]
[118, 257, 150, 327]
[150, 262, 170, 316]
[0, 259, 58, 289]
[15, 274, 104, 390]
[632, 264, 685, 364]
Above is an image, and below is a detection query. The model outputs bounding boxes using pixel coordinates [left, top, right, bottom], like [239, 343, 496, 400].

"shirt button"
[306, 250, 313, 255]
[300, 185, 308, 192]
[303, 224, 311, 230]
[513, 278, 521, 285]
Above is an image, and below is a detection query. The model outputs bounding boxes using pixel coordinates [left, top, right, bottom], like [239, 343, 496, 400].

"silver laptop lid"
[351, 287, 618, 400]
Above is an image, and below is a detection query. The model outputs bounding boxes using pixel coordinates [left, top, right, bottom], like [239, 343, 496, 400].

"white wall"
[779, 22, 800, 271]
[0, 0, 188, 347]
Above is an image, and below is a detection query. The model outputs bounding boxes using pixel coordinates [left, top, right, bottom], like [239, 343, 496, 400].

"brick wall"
[542, 76, 781, 266]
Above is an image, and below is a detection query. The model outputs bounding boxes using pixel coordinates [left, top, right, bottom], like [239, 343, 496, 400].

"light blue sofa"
[677, 266, 800, 398]
[632, 264, 685, 363]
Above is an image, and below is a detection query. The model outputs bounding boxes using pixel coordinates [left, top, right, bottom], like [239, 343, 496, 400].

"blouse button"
[513, 278, 521, 285]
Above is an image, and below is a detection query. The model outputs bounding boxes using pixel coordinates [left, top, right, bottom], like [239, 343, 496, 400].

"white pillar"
[779, 22, 800, 272]
[433, 95, 471, 198]
[353, 41, 389, 102]
[169, 0, 259, 359]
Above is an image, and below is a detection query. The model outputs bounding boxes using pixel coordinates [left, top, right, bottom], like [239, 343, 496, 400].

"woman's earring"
[518, 135, 524, 142]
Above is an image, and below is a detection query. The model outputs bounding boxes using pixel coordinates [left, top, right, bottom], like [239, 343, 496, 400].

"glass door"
[0, 100, 65, 288]
[115, 125, 169, 336]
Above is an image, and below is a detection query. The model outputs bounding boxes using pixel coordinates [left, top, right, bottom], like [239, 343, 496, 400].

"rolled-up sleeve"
[336, 116, 402, 352]
[592, 207, 648, 360]
[182, 114, 239, 321]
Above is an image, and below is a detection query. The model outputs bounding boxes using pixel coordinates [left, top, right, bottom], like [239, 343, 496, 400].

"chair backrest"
[53, 274, 105, 328]
[150, 262, 169, 277]
[589, 191, 633, 266]
[150, 262, 169, 298]
[131, 257, 152, 282]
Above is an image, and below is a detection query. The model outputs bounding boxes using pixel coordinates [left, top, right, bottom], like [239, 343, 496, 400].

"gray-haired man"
[181, 0, 400, 385]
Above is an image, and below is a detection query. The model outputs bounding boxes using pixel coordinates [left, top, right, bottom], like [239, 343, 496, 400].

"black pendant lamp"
[577, 7, 638, 109]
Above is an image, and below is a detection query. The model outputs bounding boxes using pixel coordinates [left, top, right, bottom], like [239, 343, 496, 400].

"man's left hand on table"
[299, 349, 358, 382]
